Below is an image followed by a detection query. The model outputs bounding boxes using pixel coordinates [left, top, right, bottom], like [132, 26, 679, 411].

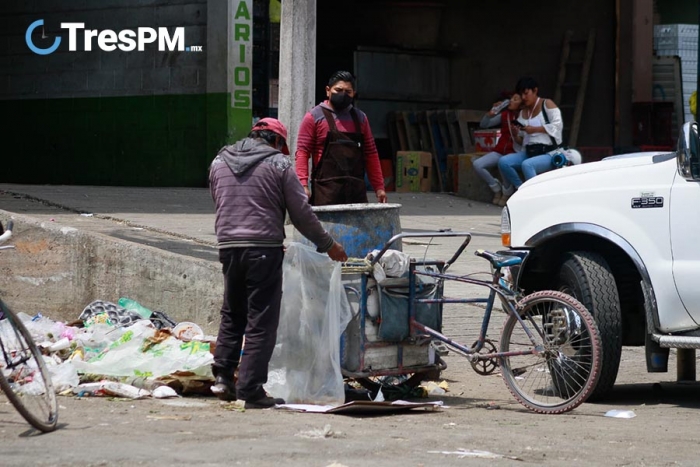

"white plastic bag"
[368, 249, 410, 278]
[72, 320, 213, 378]
[265, 243, 352, 406]
[47, 360, 80, 392]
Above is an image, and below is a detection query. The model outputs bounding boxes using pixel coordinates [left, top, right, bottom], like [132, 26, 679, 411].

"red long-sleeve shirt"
[294, 102, 385, 191]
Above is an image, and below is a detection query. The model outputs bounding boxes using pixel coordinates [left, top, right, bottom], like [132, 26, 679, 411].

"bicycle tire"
[499, 290, 601, 414]
[0, 300, 58, 432]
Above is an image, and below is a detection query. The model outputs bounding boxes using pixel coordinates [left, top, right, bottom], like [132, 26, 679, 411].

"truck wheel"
[558, 251, 622, 401]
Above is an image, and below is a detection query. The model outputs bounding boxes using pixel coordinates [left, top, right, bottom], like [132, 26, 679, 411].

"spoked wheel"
[0, 300, 58, 432]
[499, 290, 601, 414]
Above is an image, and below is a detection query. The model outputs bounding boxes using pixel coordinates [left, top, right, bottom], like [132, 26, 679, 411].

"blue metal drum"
[292, 203, 402, 258]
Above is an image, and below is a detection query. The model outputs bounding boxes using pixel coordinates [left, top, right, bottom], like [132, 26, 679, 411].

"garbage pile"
[18, 298, 216, 399]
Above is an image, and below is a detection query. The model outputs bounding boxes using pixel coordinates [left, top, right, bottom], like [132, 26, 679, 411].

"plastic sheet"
[265, 243, 352, 406]
[72, 320, 213, 378]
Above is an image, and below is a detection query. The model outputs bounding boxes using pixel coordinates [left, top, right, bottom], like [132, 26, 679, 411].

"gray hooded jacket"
[209, 138, 334, 252]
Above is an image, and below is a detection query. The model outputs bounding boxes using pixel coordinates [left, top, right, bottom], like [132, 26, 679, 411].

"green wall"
[1, 93, 240, 187]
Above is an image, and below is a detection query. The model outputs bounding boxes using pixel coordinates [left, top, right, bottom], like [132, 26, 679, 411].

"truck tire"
[558, 251, 622, 401]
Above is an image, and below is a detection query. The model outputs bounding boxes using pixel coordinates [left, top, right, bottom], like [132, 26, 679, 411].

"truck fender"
[521, 222, 660, 331]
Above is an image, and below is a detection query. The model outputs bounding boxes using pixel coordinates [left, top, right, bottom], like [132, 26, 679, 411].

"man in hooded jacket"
[209, 118, 348, 409]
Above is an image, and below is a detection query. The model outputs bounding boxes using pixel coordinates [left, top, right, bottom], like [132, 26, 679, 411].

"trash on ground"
[47, 360, 80, 392]
[428, 449, 523, 461]
[419, 380, 449, 396]
[295, 424, 345, 439]
[172, 321, 204, 341]
[80, 300, 144, 327]
[117, 297, 153, 319]
[475, 401, 501, 410]
[146, 414, 192, 421]
[374, 388, 385, 402]
[71, 320, 213, 378]
[15, 297, 215, 400]
[155, 371, 216, 396]
[277, 400, 443, 415]
[159, 399, 210, 408]
[73, 381, 151, 399]
[605, 409, 636, 419]
[152, 386, 179, 399]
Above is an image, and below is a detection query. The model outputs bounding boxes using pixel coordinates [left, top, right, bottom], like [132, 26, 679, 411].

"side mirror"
[677, 122, 700, 180]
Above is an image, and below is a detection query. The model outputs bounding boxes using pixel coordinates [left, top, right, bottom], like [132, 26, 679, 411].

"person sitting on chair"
[474, 92, 523, 206]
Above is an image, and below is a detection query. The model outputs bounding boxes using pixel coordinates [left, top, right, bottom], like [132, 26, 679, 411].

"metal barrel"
[292, 203, 402, 258]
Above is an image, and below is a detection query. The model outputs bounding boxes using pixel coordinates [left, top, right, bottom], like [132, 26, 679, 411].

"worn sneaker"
[210, 376, 236, 401]
[498, 193, 510, 207]
[244, 395, 285, 409]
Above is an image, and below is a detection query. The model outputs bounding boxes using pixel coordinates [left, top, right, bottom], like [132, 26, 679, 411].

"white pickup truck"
[501, 122, 700, 399]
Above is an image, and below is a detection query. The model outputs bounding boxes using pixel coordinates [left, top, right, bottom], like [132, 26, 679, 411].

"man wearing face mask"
[295, 70, 387, 205]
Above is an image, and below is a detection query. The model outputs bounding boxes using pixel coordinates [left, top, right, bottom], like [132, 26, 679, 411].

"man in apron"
[295, 71, 388, 206]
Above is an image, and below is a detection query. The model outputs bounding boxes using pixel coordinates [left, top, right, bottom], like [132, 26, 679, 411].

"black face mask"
[330, 92, 353, 111]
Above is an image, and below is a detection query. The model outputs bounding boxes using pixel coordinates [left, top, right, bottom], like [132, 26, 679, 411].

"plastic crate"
[656, 49, 698, 60]
[654, 38, 698, 50]
[679, 60, 699, 73]
[473, 129, 501, 152]
[654, 24, 699, 53]
[654, 24, 699, 37]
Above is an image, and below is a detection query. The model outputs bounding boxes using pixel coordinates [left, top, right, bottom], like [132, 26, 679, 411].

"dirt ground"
[2, 343, 698, 466]
[2, 189, 700, 466]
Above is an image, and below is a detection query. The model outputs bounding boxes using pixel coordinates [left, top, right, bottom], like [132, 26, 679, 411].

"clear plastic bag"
[47, 360, 80, 392]
[265, 243, 352, 406]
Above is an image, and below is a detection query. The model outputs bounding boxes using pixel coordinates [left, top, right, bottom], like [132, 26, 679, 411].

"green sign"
[229, 0, 252, 141]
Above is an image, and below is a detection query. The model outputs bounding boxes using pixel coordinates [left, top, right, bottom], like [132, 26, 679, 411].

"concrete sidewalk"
[0, 184, 504, 339]
[0, 184, 503, 262]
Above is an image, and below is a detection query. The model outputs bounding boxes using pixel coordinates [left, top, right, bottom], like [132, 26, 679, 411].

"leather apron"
[310, 108, 368, 206]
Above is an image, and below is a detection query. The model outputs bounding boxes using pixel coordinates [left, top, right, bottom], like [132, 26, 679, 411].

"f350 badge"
[631, 193, 664, 209]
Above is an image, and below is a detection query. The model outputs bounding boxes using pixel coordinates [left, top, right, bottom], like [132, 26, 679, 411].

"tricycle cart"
[341, 232, 602, 414]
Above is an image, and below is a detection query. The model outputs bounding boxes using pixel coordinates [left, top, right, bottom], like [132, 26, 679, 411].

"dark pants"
[212, 247, 284, 401]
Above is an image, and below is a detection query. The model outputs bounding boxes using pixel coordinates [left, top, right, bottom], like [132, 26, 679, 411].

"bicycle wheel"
[0, 300, 58, 432]
[499, 290, 601, 414]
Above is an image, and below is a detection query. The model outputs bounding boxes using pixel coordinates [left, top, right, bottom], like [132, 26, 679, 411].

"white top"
[519, 98, 564, 146]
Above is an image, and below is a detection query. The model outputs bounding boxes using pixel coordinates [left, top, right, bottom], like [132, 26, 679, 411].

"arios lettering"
[232, 0, 251, 109]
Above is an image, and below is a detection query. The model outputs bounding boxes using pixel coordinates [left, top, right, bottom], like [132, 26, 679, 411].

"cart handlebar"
[369, 231, 472, 270]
